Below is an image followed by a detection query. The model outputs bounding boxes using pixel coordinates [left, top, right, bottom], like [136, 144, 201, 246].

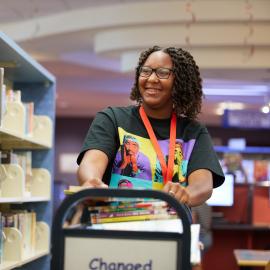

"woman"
[77, 46, 224, 209]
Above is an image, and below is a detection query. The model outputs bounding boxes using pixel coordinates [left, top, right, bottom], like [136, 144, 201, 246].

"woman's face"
[138, 51, 174, 113]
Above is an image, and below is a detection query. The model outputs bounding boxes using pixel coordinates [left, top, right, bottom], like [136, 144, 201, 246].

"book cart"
[51, 188, 192, 270]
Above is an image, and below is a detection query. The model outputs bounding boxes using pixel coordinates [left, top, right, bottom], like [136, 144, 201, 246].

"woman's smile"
[145, 86, 161, 95]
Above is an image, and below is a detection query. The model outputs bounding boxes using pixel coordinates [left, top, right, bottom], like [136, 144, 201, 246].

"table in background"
[234, 249, 270, 270]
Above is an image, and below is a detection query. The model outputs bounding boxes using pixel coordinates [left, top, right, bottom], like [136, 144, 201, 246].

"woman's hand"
[82, 177, 108, 188]
[163, 182, 190, 205]
[163, 169, 213, 207]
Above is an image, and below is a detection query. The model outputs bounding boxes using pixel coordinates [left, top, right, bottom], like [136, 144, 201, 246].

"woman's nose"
[147, 72, 159, 82]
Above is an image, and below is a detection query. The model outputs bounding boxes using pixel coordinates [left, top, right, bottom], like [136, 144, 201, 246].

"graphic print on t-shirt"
[110, 127, 196, 190]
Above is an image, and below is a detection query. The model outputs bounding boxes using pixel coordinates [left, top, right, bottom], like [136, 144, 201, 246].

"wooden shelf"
[212, 223, 270, 231]
[0, 127, 51, 149]
[1, 251, 49, 270]
[0, 109, 53, 149]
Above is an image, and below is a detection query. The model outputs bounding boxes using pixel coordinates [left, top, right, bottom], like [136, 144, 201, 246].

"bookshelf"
[202, 145, 270, 270]
[0, 32, 55, 269]
[214, 145, 270, 154]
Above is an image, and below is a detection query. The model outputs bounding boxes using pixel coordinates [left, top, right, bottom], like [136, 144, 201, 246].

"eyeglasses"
[139, 66, 174, 79]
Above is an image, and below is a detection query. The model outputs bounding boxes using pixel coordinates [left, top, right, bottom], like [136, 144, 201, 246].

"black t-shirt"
[77, 106, 224, 189]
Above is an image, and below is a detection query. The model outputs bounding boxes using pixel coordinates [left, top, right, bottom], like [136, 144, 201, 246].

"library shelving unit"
[204, 146, 270, 270]
[0, 32, 55, 270]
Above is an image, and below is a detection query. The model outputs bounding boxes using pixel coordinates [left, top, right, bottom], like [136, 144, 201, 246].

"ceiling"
[0, 0, 270, 126]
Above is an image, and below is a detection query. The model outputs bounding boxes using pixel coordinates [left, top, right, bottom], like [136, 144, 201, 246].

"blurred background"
[1, 1, 270, 270]
[1, 0, 270, 180]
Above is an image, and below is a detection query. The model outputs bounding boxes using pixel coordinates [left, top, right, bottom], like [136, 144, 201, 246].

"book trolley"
[51, 188, 192, 270]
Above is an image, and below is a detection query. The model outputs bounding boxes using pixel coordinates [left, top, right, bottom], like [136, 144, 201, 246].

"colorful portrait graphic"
[113, 134, 152, 180]
[153, 140, 195, 186]
[110, 128, 196, 189]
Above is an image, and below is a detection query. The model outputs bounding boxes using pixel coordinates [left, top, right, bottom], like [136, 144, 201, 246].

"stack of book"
[88, 199, 177, 224]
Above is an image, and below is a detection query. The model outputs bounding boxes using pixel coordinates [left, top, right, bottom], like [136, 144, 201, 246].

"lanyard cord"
[139, 106, 177, 184]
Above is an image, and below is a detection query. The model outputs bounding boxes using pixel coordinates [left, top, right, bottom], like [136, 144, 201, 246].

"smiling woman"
[137, 51, 174, 118]
[76, 46, 225, 218]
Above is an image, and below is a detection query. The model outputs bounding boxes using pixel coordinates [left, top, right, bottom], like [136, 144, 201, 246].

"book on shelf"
[6, 89, 21, 103]
[0, 149, 18, 164]
[1, 209, 37, 257]
[221, 153, 270, 184]
[253, 159, 269, 182]
[14, 151, 32, 196]
[0, 150, 33, 196]
[23, 102, 34, 137]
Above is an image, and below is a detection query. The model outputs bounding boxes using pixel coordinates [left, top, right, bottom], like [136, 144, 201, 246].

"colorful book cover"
[92, 212, 173, 224]
[254, 160, 268, 182]
[241, 159, 255, 183]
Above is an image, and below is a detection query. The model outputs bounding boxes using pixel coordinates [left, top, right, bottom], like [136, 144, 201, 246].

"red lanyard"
[139, 106, 177, 184]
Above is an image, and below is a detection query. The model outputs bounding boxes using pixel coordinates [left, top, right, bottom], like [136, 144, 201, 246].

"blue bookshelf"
[214, 146, 270, 154]
[0, 32, 55, 270]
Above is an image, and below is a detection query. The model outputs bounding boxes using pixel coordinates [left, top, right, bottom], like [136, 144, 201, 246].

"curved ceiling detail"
[94, 23, 270, 71]
[2, 0, 270, 41]
[0, 0, 269, 122]
[2, 0, 269, 72]
[120, 47, 270, 72]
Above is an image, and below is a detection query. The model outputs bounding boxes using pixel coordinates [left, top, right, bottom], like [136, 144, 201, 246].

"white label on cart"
[64, 237, 177, 270]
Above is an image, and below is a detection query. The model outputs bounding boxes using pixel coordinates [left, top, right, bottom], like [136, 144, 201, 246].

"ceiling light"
[203, 86, 269, 96]
[261, 105, 270, 114]
[219, 102, 245, 110]
[215, 102, 245, 116]
[216, 108, 224, 116]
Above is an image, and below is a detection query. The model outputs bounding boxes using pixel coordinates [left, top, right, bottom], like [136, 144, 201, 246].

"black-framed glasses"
[139, 66, 174, 79]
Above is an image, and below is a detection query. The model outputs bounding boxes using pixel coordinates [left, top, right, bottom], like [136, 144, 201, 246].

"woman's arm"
[77, 149, 109, 188]
[186, 169, 213, 206]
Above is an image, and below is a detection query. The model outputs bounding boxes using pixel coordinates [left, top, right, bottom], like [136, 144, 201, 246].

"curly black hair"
[130, 46, 203, 120]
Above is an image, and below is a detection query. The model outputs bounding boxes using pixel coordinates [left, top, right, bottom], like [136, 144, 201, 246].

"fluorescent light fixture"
[215, 102, 245, 115]
[219, 102, 245, 110]
[204, 85, 269, 96]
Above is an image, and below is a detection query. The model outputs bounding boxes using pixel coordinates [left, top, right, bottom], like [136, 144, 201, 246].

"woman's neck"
[141, 104, 173, 119]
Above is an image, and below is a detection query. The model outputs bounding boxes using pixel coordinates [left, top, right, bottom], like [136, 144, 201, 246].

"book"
[254, 160, 268, 182]
[23, 102, 34, 137]
[14, 151, 32, 196]
[64, 185, 90, 195]
[88, 199, 176, 224]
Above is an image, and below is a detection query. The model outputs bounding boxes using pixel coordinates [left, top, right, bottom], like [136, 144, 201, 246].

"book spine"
[92, 213, 172, 224]
[94, 208, 167, 219]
